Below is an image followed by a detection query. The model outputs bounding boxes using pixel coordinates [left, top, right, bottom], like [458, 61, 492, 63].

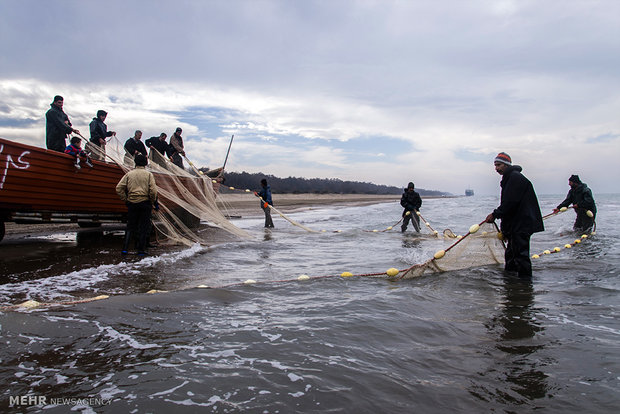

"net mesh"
[86, 136, 252, 246]
[399, 222, 505, 279]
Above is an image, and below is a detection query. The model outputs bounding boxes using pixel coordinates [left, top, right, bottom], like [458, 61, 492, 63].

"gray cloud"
[0, 0, 618, 194]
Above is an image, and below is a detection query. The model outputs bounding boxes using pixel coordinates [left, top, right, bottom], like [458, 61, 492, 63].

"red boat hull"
[0, 138, 221, 240]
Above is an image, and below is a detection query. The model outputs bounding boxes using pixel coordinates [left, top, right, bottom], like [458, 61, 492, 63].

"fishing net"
[86, 136, 252, 246]
[399, 222, 505, 279]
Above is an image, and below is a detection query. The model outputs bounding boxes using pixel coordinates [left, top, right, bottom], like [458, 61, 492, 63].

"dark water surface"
[1, 195, 619, 412]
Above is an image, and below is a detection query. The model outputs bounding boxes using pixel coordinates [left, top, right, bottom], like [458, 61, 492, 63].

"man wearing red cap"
[486, 152, 544, 278]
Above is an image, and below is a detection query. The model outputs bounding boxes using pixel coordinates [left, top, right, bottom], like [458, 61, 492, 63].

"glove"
[153, 200, 160, 211]
[254, 191, 258, 196]
[263, 202, 269, 209]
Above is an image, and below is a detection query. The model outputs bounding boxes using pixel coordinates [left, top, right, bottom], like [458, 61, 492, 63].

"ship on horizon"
[465, 188, 474, 196]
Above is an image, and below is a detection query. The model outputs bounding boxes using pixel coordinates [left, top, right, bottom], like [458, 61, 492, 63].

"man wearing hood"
[255, 178, 274, 228]
[45, 95, 80, 152]
[486, 152, 544, 278]
[88, 110, 116, 160]
[553, 175, 597, 232]
[400, 182, 422, 232]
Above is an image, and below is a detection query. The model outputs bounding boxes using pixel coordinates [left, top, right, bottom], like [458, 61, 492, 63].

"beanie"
[96, 110, 107, 118]
[569, 174, 581, 184]
[407, 182, 415, 189]
[494, 152, 512, 166]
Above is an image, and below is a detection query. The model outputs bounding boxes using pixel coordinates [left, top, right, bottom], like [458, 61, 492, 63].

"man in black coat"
[124, 130, 147, 157]
[486, 152, 544, 278]
[553, 174, 597, 232]
[45, 95, 79, 152]
[400, 182, 422, 232]
[88, 110, 116, 160]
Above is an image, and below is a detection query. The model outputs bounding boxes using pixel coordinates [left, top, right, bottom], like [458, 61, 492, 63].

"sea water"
[0, 194, 619, 413]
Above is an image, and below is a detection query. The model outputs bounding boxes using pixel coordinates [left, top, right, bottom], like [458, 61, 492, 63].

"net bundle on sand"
[89, 137, 252, 246]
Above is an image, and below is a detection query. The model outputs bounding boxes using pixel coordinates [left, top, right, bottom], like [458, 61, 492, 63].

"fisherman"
[400, 182, 422, 232]
[64, 136, 93, 169]
[169, 127, 186, 169]
[115, 153, 159, 256]
[485, 152, 544, 278]
[124, 130, 147, 163]
[45, 95, 80, 152]
[553, 174, 597, 232]
[255, 178, 274, 228]
[88, 110, 116, 161]
[145, 133, 169, 156]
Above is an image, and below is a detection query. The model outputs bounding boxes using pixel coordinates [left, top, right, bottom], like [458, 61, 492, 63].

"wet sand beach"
[3, 193, 401, 240]
[0, 194, 401, 283]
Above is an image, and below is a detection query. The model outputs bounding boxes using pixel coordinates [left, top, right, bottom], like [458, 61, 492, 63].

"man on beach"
[255, 178, 274, 228]
[45, 95, 80, 152]
[116, 154, 159, 256]
[553, 174, 597, 232]
[485, 152, 544, 278]
[400, 182, 422, 232]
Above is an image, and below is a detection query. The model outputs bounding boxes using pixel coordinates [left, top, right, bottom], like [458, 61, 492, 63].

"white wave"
[0, 243, 206, 304]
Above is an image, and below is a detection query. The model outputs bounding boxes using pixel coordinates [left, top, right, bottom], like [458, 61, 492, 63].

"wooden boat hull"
[0, 137, 220, 241]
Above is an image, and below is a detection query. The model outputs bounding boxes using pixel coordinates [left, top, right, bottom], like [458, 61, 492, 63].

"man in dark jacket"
[553, 174, 597, 232]
[88, 110, 116, 160]
[45, 95, 79, 152]
[486, 152, 544, 278]
[255, 178, 274, 228]
[124, 130, 147, 156]
[400, 182, 422, 232]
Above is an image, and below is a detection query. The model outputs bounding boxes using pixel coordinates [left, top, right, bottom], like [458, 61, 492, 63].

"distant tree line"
[207, 170, 450, 196]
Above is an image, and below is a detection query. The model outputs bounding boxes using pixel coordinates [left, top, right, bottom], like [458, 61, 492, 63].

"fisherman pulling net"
[87, 135, 251, 247]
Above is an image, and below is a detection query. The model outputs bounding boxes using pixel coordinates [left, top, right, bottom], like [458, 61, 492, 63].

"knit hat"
[569, 174, 581, 184]
[407, 182, 415, 189]
[494, 152, 512, 166]
[96, 110, 107, 118]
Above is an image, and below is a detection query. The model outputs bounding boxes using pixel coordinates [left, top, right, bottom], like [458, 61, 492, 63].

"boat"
[465, 188, 474, 196]
[0, 137, 222, 242]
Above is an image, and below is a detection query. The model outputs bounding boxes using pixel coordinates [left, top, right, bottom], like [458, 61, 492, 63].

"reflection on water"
[472, 276, 550, 405]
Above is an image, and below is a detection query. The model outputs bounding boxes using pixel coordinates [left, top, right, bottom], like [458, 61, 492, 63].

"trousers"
[504, 232, 533, 278]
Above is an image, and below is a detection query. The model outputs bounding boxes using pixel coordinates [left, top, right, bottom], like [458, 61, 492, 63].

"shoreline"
[2, 193, 452, 240]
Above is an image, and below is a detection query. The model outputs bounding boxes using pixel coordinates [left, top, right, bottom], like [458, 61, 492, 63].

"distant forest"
[208, 170, 451, 196]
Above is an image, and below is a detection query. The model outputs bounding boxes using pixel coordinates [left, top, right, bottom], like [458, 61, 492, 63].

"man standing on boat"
[485, 152, 544, 279]
[124, 130, 147, 159]
[145, 133, 171, 166]
[169, 127, 185, 169]
[88, 110, 116, 161]
[553, 174, 597, 232]
[400, 182, 422, 232]
[45, 95, 80, 152]
[115, 153, 158, 256]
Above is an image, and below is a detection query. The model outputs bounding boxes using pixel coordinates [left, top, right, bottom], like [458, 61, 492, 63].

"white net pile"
[86, 136, 252, 246]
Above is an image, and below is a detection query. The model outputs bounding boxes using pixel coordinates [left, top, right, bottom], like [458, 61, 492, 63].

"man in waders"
[400, 182, 422, 232]
[553, 174, 597, 232]
[486, 152, 544, 278]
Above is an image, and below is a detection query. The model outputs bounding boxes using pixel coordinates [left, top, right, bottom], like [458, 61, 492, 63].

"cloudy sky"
[1, 0, 618, 195]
